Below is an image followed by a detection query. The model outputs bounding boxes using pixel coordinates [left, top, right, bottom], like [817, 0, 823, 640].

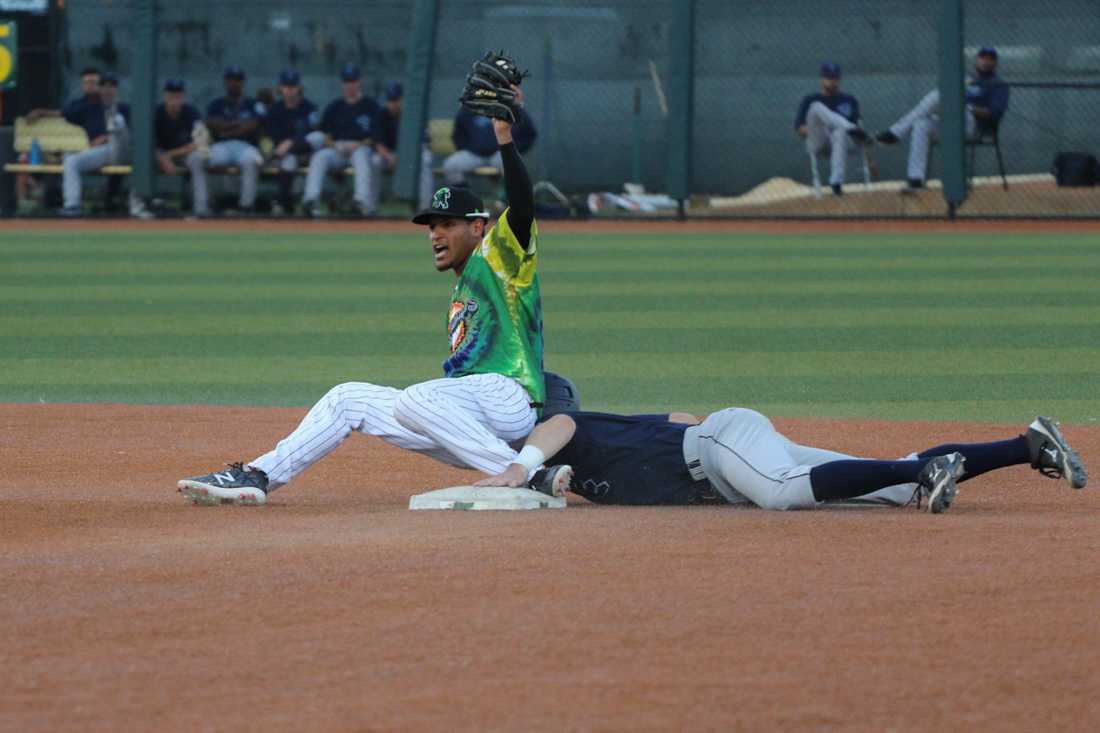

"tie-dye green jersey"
[444, 209, 545, 405]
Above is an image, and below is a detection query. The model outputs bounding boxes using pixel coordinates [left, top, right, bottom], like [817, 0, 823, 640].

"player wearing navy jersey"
[186, 66, 265, 217]
[794, 62, 869, 196]
[365, 82, 434, 214]
[877, 46, 1009, 190]
[154, 79, 201, 175]
[302, 63, 381, 217]
[477, 410, 1087, 514]
[442, 94, 536, 185]
[263, 69, 320, 215]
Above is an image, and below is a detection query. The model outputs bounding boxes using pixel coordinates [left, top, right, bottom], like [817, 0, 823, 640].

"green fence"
[28, 0, 1100, 217]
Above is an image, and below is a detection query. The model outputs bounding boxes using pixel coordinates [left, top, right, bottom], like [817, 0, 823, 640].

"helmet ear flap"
[542, 372, 581, 417]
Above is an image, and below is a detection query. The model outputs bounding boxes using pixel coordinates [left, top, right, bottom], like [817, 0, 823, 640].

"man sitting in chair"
[794, 61, 869, 196]
[876, 46, 1009, 192]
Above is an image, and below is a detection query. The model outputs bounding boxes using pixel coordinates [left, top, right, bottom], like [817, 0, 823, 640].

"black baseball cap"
[978, 46, 998, 59]
[820, 61, 841, 79]
[385, 81, 403, 101]
[278, 69, 301, 86]
[163, 78, 185, 92]
[224, 66, 246, 80]
[339, 63, 361, 81]
[412, 186, 490, 224]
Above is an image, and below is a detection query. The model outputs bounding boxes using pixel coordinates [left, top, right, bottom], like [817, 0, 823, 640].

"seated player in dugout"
[477, 408, 1088, 514]
[794, 61, 869, 196]
[876, 46, 1009, 192]
[177, 53, 571, 506]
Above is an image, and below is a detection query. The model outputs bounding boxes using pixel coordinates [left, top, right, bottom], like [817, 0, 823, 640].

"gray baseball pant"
[442, 149, 502, 185]
[187, 140, 263, 215]
[303, 144, 370, 206]
[888, 90, 978, 181]
[805, 101, 858, 185]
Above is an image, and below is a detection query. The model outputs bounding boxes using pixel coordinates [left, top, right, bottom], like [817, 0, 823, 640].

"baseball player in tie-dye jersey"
[178, 110, 557, 505]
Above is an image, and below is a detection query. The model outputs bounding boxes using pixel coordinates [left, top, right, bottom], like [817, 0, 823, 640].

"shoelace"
[1037, 444, 1064, 480]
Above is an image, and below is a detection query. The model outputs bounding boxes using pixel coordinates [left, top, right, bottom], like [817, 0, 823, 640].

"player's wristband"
[514, 445, 546, 476]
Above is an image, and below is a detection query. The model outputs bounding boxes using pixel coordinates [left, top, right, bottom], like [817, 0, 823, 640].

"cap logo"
[433, 188, 452, 210]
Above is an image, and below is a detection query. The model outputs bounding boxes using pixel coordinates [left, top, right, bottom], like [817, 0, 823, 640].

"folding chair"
[810, 144, 872, 198]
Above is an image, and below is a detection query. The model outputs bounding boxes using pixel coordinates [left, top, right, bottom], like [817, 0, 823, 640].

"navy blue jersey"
[452, 106, 537, 156]
[154, 103, 201, 151]
[553, 412, 720, 506]
[62, 96, 115, 140]
[319, 96, 380, 142]
[794, 92, 860, 129]
[966, 71, 1009, 131]
[206, 96, 264, 144]
[264, 99, 319, 144]
[372, 105, 400, 151]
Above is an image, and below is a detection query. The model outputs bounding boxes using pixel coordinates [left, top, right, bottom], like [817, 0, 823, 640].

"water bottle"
[29, 138, 43, 165]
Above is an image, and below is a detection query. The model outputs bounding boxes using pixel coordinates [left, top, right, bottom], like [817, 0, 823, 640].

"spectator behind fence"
[154, 79, 201, 175]
[442, 86, 536, 185]
[365, 82, 433, 215]
[876, 46, 1009, 191]
[188, 66, 265, 217]
[302, 63, 380, 218]
[794, 62, 869, 196]
[263, 69, 321, 215]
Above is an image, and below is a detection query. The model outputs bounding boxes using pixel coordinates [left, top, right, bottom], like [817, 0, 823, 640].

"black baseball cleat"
[915, 453, 966, 514]
[876, 130, 900, 145]
[831, 183, 844, 196]
[1026, 416, 1087, 489]
[529, 464, 573, 498]
[178, 462, 269, 506]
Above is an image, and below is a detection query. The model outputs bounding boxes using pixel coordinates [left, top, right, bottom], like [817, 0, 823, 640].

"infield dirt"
[2, 402, 1099, 731]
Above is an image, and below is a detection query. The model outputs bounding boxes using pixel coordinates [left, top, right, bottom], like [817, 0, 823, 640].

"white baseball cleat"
[1026, 416, 1087, 489]
[178, 463, 269, 506]
[916, 452, 966, 514]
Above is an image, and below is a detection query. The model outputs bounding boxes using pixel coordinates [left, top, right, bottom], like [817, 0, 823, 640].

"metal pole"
[631, 84, 641, 184]
[938, 0, 966, 217]
[131, 0, 157, 200]
[394, 0, 439, 208]
[665, 0, 695, 218]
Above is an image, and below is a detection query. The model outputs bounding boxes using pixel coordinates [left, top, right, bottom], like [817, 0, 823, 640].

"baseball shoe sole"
[178, 481, 267, 506]
[177, 462, 269, 506]
[1027, 416, 1088, 489]
[529, 464, 573, 498]
[918, 452, 966, 514]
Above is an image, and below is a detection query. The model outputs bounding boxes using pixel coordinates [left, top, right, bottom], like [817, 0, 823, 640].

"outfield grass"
[2, 228, 1098, 423]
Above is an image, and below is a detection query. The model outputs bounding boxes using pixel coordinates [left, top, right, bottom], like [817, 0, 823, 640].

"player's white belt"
[681, 426, 708, 482]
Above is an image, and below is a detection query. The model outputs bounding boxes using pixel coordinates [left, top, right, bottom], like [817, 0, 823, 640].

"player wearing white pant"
[188, 67, 265, 216]
[179, 104, 552, 505]
[794, 62, 869, 195]
[302, 63, 381, 217]
[366, 82, 434, 213]
[479, 409, 1088, 514]
[443, 95, 536, 186]
[877, 46, 1009, 189]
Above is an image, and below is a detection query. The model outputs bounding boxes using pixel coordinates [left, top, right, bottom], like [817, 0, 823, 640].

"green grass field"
[2, 227, 1099, 422]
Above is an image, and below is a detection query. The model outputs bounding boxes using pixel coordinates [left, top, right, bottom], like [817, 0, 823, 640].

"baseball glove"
[459, 50, 528, 123]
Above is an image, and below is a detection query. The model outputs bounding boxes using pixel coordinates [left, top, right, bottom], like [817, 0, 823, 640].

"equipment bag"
[1051, 152, 1099, 187]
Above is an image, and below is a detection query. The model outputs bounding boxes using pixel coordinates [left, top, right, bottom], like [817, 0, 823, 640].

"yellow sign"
[0, 22, 16, 91]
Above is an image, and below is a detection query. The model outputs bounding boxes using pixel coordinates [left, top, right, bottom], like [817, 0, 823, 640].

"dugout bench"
[4, 116, 505, 215]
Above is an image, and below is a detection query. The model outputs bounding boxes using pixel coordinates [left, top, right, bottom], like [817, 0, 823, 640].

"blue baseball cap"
[339, 63, 361, 81]
[820, 61, 841, 79]
[978, 46, 998, 59]
[385, 81, 403, 101]
[278, 69, 301, 86]
[224, 66, 246, 80]
[101, 71, 119, 86]
[163, 78, 185, 92]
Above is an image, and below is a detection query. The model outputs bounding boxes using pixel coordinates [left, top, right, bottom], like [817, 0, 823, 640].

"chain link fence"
[41, 0, 1100, 217]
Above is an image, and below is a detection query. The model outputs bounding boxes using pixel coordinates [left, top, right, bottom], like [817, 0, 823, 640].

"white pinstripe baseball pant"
[248, 373, 536, 491]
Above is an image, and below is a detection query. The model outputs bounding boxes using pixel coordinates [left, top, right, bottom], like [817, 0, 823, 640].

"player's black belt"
[529, 402, 543, 408]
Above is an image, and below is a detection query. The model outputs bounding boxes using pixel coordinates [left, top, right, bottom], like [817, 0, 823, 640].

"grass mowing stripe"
[4, 324, 1100, 358]
[3, 276, 1097, 302]
[4, 350, 1096, 384]
[6, 290, 1100, 318]
[8, 264, 1100, 287]
[6, 305, 1099, 337]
